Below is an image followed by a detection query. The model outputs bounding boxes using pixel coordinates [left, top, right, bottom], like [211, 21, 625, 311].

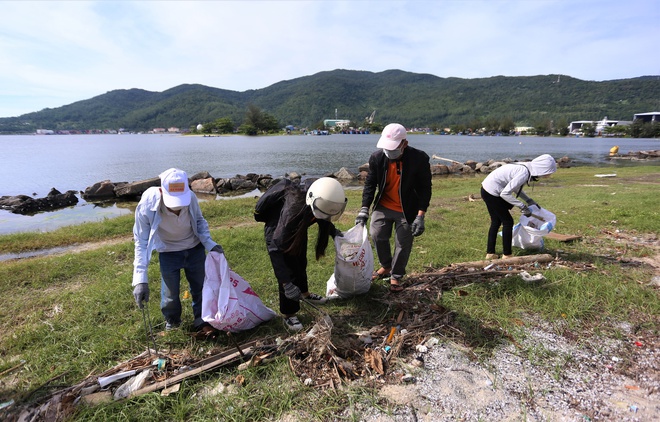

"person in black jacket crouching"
[355, 123, 432, 293]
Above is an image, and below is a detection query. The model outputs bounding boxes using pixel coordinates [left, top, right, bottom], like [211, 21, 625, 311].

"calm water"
[1, 133, 658, 234]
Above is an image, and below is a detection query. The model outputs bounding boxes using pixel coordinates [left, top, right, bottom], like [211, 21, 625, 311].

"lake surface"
[1, 133, 658, 234]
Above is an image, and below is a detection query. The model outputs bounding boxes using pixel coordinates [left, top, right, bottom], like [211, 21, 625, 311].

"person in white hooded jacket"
[480, 154, 557, 259]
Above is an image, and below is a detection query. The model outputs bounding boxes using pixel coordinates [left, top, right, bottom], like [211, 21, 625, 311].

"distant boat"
[309, 130, 330, 136]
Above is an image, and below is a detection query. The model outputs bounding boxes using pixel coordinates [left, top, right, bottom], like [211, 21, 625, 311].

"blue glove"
[211, 244, 224, 254]
[355, 207, 369, 226]
[411, 215, 425, 237]
[133, 283, 149, 309]
[283, 282, 301, 301]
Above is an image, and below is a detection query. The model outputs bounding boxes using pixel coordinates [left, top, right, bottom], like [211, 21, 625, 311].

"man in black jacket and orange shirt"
[355, 123, 432, 292]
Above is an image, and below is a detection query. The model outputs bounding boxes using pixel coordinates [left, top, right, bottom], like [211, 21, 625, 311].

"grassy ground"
[0, 165, 658, 420]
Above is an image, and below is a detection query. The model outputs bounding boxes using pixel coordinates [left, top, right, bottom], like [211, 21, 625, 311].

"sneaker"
[485, 253, 499, 260]
[283, 316, 303, 331]
[165, 321, 181, 331]
[502, 254, 514, 259]
[304, 293, 327, 305]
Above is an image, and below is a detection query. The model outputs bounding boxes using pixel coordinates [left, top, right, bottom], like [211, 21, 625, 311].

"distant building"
[323, 119, 351, 129]
[633, 112, 660, 123]
[568, 116, 631, 135]
[167, 127, 180, 133]
[35, 129, 54, 135]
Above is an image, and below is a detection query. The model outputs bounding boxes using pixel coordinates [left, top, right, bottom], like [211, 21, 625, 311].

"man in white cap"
[355, 123, 432, 292]
[132, 168, 224, 331]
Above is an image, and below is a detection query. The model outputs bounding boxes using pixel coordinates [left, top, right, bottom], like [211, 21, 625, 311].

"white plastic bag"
[511, 208, 556, 250]
[202, 251, 277, 332]
[326, 224, 374, 299]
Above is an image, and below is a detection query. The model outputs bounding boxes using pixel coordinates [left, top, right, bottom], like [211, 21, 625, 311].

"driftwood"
[432, 154, 462, 164]
[445, 253, 554, 270]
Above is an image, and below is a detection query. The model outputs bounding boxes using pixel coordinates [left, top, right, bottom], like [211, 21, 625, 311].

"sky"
[1, 0, 658, 118]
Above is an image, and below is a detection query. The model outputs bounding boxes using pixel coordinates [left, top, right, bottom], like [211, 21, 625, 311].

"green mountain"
[1, 69, 659, 134]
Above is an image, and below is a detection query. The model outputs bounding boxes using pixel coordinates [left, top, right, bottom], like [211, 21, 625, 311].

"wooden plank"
[546, 232, 582, 242]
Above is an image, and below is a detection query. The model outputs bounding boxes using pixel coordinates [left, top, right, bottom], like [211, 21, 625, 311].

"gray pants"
[370, 206, 414, 280]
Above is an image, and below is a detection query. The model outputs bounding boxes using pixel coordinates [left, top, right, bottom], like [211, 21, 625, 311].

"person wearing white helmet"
[254, 177, 346, 331]
[480, 154, 557, 259]
[356, 123, 432, 293]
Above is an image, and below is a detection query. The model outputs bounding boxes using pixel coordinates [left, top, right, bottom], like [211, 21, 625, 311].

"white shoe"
[485, 253, 499, 260]
[283, 316, 303, 331]
[304, 293, 327, 304]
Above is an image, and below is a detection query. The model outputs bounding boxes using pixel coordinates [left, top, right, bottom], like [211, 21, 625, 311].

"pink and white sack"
[202, 251, 276, 332]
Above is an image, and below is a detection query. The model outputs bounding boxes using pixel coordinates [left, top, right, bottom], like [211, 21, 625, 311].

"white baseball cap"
[159, 168, 191, 208]
[376, 123, 407, 150]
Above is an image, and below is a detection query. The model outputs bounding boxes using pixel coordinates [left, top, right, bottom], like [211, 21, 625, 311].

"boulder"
[431, 164, 450, 175]
[114, 177, 160, 199]
[334, 167, 356, 180]
[81, 180, 118, 200]
[191, 177, 216, 194]
[0, 188, 78, 215]
[557, 156, 571, 168]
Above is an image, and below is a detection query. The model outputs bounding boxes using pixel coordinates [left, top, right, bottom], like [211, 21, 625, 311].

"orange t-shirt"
[379, 160, 403, 212]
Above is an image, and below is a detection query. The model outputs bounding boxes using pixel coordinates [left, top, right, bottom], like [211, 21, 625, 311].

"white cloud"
[0, 0, 658, 117]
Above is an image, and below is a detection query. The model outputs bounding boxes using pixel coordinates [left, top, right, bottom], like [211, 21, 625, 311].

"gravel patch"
[355, 323, 659, 421]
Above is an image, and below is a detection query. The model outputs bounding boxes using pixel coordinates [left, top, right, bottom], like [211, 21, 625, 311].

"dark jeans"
[158, 242, 206, 328]
[481, 187, 514, 255]
[268, 250, 308, 316]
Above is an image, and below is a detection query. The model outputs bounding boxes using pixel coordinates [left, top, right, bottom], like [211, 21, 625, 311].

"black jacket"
[361, 146, 432, 224]
[254, 179, 333, 254]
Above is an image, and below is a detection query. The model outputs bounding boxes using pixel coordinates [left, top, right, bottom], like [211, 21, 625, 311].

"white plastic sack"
[326, 224, 374, 299]
[202, 251, 277, 332]
[511, 208, 556, 250]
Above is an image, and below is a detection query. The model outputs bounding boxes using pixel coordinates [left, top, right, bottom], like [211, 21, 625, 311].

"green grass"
[0, 165, 658, 420]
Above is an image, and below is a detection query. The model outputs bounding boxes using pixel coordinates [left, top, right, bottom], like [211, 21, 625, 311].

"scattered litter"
[161, 383, 180, 396]
[0, 399, 14, 410]
[519, 271, 545, 282]
[634, 341, 643, 347]
[304, 378, 314, 386]
[416, 344, 428, 353]
[114, 369, 152, 400]
[594, 174, 617, 178]
[629, 405, 638, 413]
[98, 370, 136, 388]
[484, 263, 495, 270]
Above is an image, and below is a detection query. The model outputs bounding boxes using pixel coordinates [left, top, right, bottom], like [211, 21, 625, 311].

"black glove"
[133, 283, 150, 309]
[411, 215, 425, 237]
[527, 199, 540, 209]
[333, 228, 344, 238]
[520, 205, 533, 217]
[283, 282, 301, 301]
[355, 207, 369, 226]
[211, 244, 224, 254]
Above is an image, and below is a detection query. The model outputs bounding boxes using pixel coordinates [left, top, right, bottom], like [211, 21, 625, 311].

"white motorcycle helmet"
[305, 177, 347, 222]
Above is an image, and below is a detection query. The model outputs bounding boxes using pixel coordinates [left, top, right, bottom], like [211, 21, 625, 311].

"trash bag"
[326, 224, 374, 299]
[511, 208, 556, 250]
[202, 251, 277, 332]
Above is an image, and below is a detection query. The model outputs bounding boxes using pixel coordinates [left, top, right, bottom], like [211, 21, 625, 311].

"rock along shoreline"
[2, 150, 657, 215]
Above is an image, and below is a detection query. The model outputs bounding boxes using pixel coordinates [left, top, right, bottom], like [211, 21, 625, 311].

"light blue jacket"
[132, 186, 218, 286]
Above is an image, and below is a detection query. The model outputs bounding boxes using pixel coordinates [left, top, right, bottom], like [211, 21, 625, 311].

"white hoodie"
[481, 154, 556, 209]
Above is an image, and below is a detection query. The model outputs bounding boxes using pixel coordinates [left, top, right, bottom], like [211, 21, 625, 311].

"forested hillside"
[0, 69, 658, 134]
